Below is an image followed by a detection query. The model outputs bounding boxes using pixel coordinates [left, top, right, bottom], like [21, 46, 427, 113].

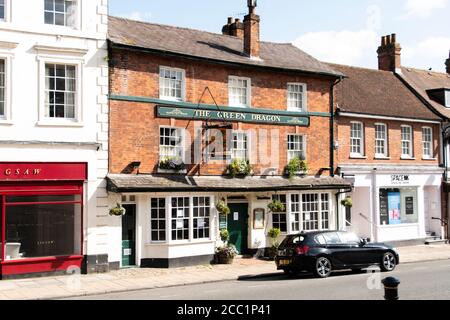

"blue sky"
[109, 0, 450, 72]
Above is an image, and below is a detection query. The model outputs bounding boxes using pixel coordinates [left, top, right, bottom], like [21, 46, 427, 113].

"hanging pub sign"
[156, 106, 310, 127]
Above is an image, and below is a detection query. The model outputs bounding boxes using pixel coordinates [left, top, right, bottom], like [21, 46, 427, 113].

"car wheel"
[313, 257, 332, 278]
[380, 251, 397, 272]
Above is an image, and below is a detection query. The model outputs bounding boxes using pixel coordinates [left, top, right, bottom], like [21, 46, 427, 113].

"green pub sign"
[157, 106, 310, 127]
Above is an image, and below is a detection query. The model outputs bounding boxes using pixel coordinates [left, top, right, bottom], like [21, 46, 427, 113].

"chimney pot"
[391, 33, 397, 43]
[377, 34, 402, 72]
[228, 17, 233, 24]
[244, 0, 260, 58]
[235, 18, 240, 23]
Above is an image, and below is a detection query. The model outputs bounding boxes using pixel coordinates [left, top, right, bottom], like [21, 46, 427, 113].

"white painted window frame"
[159, 66, 186, 102]
[289, 192, 332, 234]
[158, 125, 186, 163]
[43, 0, 81, 30]
[0, 0, 11, 23]
[287, 82, 307, 112]
[445, 90, 450, 108]
[37, 55, 83, 126]
[374, 123, 388, 158]
[422, 126, 433, 159]
[230, 130, 249, 161]
[350, 121, 364, 157]
[228, 76, 251, 108]
[0, 52, 12, 124]
[401, 125, 413, 159]
[287, 134, 306, 162]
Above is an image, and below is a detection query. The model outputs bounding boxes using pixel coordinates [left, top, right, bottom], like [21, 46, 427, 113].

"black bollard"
[382, 277, 400, 300]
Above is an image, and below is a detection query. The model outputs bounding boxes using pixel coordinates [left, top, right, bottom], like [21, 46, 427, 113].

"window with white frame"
[375, 123, 388, 157]
[150, 198, 166, 242]
[171, 197, 190, 241]
[0, 59, 5, 117]
[287, 134, 305, 161]
[159, 127, 184, 161]
[401, 125, 413, 158]
[229, 76, 250, 107]
[272, 194, 287, 233]
[193, 197, 210, 239]
[45, 63, 76, 119]
[350, 122, 364, 156]
[44, 0, 77, 27]
[159, 67, 184, 101]
[287, 83, 307, 111]
[230, 131, 248, 161]
[0, 0, 5, 20]
[445, 90, 450, 108]
[291, 193, 331, 232]
[422, 127, 433, 159]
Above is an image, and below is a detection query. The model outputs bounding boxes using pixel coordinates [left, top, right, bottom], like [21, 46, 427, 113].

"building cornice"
[337, 111, 442, 124]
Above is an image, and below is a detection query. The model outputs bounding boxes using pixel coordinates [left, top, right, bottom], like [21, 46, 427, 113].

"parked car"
[275, 230, 399, 278]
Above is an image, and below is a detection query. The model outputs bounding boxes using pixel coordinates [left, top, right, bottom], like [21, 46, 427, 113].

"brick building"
[106, 2, 351, 268]
[333, 34, 446, 243]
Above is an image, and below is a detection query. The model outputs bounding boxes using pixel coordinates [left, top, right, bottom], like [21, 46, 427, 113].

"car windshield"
[281, 235, 305, 246]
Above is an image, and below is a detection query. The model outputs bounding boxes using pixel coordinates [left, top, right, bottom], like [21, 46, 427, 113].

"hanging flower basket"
[216, 200, 231, 215]
[341, 197, 353, 208]
[109, 203, 126, 216]
[227, 159, 252, 178]
[267, 199, 285, 213]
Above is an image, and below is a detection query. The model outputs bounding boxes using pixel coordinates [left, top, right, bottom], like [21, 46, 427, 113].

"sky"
[109, 0, 450, 72]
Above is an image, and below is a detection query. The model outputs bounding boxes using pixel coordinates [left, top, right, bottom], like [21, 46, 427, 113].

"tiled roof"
[329, 64, 442, 121]
[108, 16, 343, 77]
[398, 67, 450, 119]
[106, 174, 351, 193]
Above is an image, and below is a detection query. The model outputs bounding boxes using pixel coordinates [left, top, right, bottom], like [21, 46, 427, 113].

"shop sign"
[157, 106, 310, 127]
[0, 163, 87, 181]
[391, 174, 410, 185]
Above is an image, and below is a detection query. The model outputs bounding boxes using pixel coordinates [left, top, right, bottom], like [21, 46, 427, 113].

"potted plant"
[159, 156, 186, 172]
[109, 203, 126, 216]
[216, 200, 231, 215]
[267, 228, 281, 260]
[228, 159, 252, 178]
[215, 229, 238, 264]
[285, 157, 308, 179]
[267, 199, 285, 213]
[341, 197, 353, 208]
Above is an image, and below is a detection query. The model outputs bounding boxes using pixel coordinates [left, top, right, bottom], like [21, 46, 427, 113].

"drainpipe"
[335, 186, 353, 231]
[330, 76, 343, 177]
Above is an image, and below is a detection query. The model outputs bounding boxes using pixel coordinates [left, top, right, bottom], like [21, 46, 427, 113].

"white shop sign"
[391, 174, 410, 185]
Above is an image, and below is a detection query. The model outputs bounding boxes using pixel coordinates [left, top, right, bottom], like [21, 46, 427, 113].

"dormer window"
[426, 88, 450, 108]
[446, 90, 450, 108]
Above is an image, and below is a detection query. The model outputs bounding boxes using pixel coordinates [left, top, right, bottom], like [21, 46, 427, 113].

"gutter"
[330, 76, 344, 177]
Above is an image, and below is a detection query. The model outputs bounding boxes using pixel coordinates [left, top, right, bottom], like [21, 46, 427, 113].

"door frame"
[226, 198, 250, 254]
[121, 200, 137, 268]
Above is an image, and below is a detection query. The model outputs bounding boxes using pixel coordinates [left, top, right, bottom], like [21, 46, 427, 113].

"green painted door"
[122, 204, 136, 267]
[227, 203, 249, 254]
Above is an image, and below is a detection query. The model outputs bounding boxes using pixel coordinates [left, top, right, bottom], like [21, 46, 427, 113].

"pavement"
[0, 244, 449, 300]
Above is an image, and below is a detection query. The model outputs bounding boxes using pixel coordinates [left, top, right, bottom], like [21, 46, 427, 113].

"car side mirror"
[360, 238, 367, 246]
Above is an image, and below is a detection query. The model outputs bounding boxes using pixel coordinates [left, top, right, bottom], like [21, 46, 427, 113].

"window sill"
[422, 157, 437, 161]
[374, 156, 391, 160]
[0, 119, 13, 125]
[145, 240, 214, 246]
[350, 155, 367, 159]
[159, 96, 184, 103]
[400, 156, 416, 160]
[36, 120, 84, 127]
[157, 168, 187, 174]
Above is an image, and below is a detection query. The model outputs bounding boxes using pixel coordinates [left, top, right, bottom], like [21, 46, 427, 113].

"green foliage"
[267, 199, 285, 213]
[109, 203, 126, 216]
[215, 244, 238, 259]
[159, 157, 186, 172]
[228, 159, 252, 178]
[341, 197, 353, 208]
[220, 229, 230, 243]
[268, 228, 282, 251]
[285, 157, 308, 179]
[216, 200, 231, 215]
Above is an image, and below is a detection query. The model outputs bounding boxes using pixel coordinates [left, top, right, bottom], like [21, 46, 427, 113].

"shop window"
[422, 127, 433, 159]
[302, 194, 319, 231]
[272, 195, 287, 233]
[44, 0, 77, 27]
[159, 66, 185, 101]
[150, 198, 166, 242]
[229, 76, 250, 108]
[291, 193, 331, 233]
[287, 83, 307, 111]
[379, 188, 418, 225]
[290, 194, 301, 232]
[45, 63, 76, 119]
[171, 197, 190, 241]
[230, 131, 248, 161]
[3, 194, 82, 260]
[321, 194, 330, 230]
[287, 134, 305, 162]
[193, 197, 210, 239]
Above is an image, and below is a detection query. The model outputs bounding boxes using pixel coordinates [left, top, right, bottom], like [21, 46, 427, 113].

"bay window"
[291, 193, 331, 233]
[171, 197, 189, 241]
[150, 198, 166, 242]
[272, 195, 287, 233]
[193, 197, 210, 239]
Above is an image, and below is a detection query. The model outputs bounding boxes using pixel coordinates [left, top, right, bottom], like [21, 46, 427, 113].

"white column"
[417, 186, 426, 238]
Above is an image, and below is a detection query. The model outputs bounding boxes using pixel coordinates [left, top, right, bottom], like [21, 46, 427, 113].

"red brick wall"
[109, 49, 335, 176]
[336, 116, 441, 164]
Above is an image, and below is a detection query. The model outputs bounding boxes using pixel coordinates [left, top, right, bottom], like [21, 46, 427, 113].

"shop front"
[339, 165, 444, 243]
[0, 163, 87, 279]
[107, 174, 351, 268]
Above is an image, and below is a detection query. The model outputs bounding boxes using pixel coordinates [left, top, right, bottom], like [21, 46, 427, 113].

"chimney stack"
[377, 34, 402, 72]
[244, 0, 260, 58]
[446, 51, 450, 74]
[222, 17, 244, 39]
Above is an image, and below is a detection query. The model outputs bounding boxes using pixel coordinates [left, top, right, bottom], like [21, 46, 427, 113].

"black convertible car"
[275, 230, 399, 278]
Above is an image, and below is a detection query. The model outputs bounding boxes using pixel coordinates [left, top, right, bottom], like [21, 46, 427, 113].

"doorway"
[121, 204, 136, 267]
[227, 203, 249, 254]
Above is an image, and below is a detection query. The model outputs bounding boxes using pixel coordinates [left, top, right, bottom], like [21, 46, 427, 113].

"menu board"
[405, 197, 414, 215]
[379, 191, 389, 225]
